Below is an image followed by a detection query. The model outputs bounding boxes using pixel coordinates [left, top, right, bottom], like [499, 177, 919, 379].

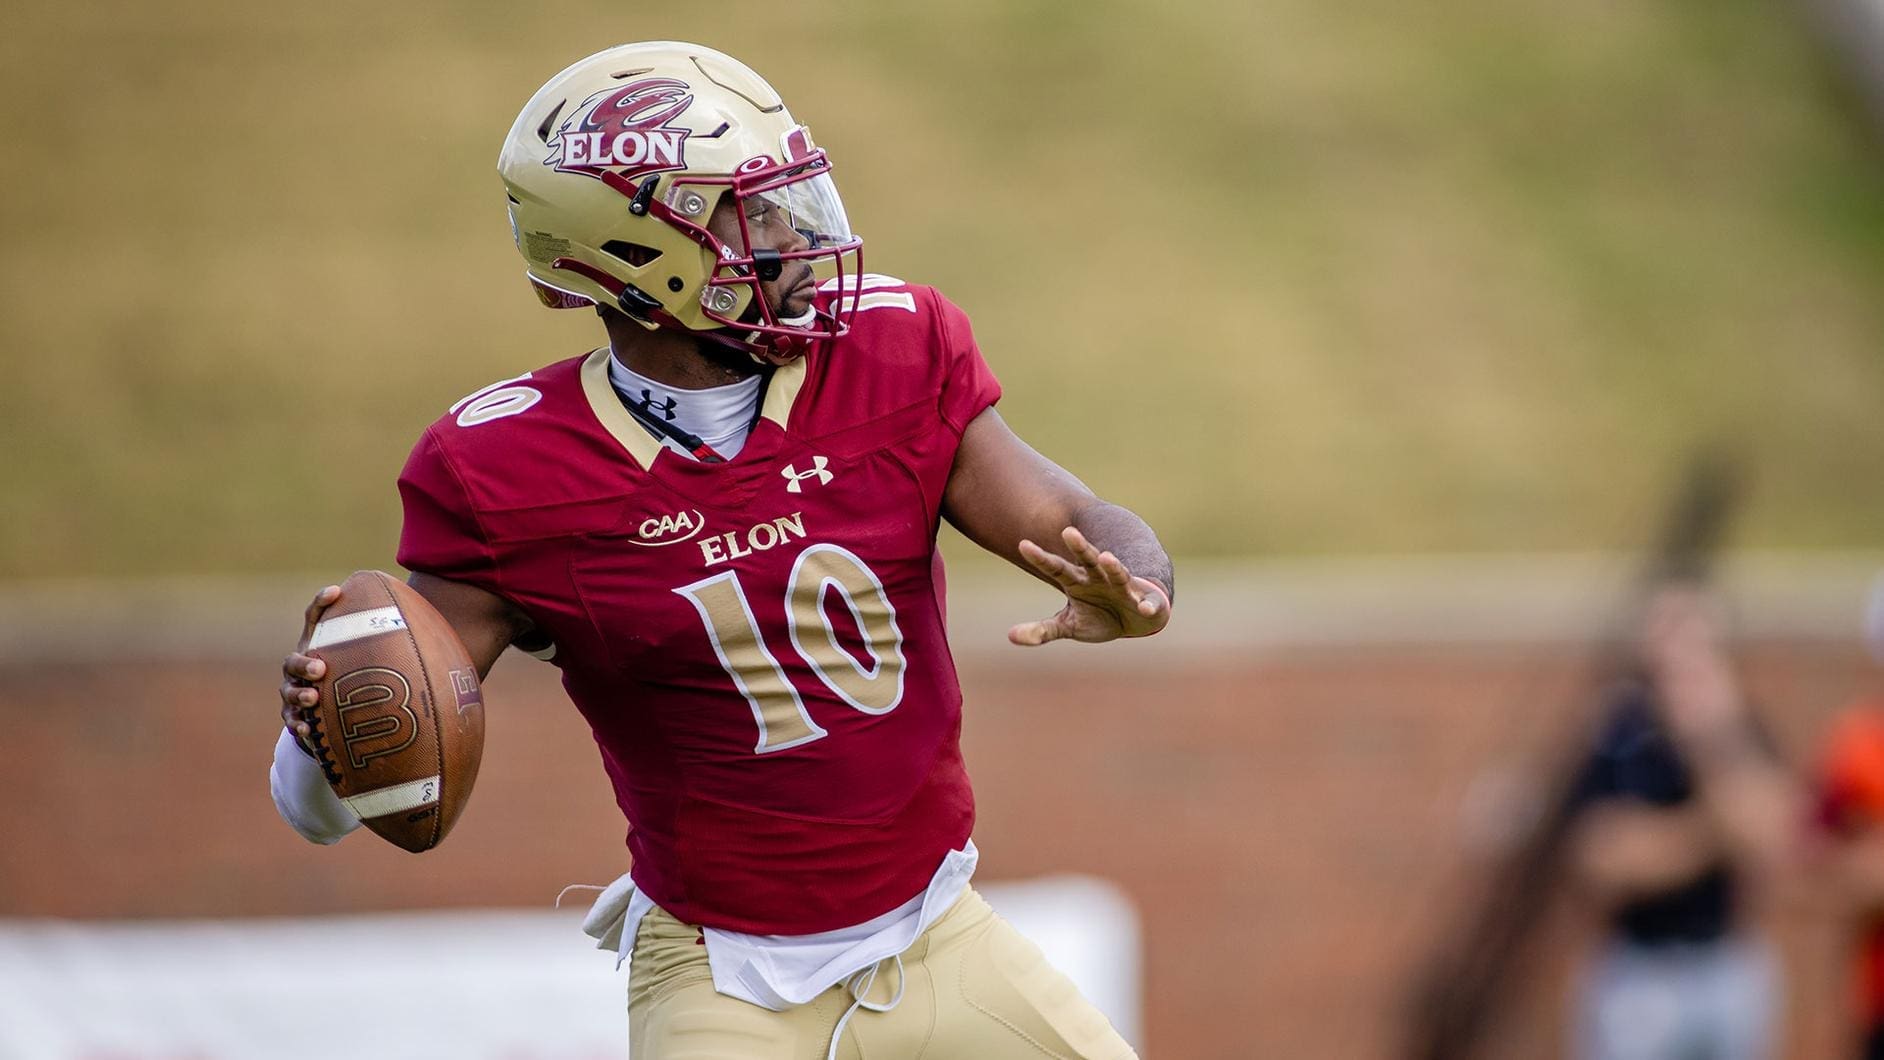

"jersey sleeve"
[395, 426, 497, 586]
[932, 290, 1002, 434]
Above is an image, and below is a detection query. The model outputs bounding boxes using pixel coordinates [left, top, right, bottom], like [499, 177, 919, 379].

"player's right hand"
[279, 584, 342, 741]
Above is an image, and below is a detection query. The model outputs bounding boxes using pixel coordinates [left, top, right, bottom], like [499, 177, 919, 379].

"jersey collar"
[579, 347, 807, 471]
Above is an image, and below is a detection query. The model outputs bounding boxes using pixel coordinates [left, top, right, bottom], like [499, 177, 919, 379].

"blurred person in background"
[1807, 574, 1884, 1059]
[1564, 586, 1798, 1060]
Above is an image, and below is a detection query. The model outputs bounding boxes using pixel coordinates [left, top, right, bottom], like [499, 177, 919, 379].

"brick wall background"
[1, 560, 1877, 1058]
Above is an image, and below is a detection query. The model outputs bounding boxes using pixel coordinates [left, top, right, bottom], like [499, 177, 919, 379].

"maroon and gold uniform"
[396, 281, 997, 935]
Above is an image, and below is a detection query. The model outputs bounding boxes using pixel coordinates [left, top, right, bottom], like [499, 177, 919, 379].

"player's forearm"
[1071, 499, 1174, 601]
[406, 571, 533, 678]
[940, 408, 1173, 599]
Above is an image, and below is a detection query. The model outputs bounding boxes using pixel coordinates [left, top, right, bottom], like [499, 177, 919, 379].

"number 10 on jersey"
[674, 543, 907, 753]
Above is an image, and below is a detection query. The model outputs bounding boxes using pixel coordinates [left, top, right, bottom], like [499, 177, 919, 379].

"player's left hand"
[1009, 526, 1171, 647]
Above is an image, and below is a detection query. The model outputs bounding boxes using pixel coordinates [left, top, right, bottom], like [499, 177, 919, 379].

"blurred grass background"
[2, 0, 1880, 579]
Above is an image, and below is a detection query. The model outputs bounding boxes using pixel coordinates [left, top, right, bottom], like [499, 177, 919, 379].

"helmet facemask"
[542, 127, 862, 362]
[674, 129, 863, 359]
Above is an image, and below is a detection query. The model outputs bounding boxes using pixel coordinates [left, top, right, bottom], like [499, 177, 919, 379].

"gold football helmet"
[498, 42, 862, 356]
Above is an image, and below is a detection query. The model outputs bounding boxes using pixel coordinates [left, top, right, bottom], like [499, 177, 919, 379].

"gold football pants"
[628, 887, 1139, 1059]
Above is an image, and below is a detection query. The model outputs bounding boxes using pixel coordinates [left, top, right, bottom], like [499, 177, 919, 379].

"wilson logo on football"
[632, 509, 707, 547]
[545, 78, 693, 180]
[333, 667, 419, 770]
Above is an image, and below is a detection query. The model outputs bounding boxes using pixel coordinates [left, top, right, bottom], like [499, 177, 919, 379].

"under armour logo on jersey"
[780, 456, 834, 493]
[633, 390, 679, 421]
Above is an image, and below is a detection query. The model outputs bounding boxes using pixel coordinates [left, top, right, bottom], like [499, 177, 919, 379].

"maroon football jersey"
[396, 279, 998, 934]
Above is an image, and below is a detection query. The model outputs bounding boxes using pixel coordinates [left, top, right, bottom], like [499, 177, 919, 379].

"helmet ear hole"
[601, 240, 664, 267]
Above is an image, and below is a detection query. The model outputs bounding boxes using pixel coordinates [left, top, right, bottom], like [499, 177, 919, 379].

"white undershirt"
[607, 356, 763, 460]
[584, 845, 977, 1011]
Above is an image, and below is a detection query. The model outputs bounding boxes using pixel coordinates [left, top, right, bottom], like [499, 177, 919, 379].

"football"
[298, 570, 485, 853]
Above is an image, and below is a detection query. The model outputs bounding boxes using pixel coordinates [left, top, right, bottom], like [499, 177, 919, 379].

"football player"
[271, 41, 1169, 1059]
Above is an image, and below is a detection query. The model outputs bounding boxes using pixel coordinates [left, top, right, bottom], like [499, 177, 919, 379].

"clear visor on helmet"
[755, 164, 853, 249]
[646, 124, 866, 350]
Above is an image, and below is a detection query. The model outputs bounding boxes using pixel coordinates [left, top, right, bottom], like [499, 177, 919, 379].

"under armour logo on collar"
[780, 456, 834, 493]
[633, 390, 679, 422]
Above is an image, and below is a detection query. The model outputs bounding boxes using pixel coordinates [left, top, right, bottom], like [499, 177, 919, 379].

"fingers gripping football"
[1009, 527, 1171, 647]
[280, 585, 342, 740]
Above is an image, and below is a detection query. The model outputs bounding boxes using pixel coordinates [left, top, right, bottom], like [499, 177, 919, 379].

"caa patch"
[632, 508, 707, 547]
[545, 78, 692, 181]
